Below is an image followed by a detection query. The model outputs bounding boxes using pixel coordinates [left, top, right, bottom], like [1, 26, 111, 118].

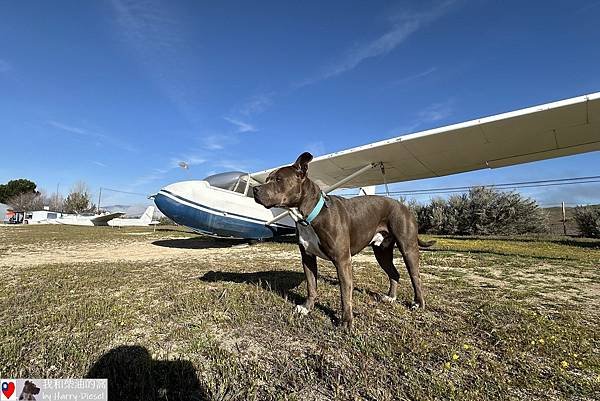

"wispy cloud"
[224, 117, 257, 133]
[93, 161, 107, 167]
[389, 99, 455, 135]
[48, 120, 89, 136]
[0, 59, 11, 73]
[417, 100, 454, 123]
[239, 93, 273, 116]
[305, 141, 326, 157]
[47, 120, 138, 152]
[109, 0, 201, 125]
[391, 67, 437, 86]
[297, 1, 455, 87]
[133, 168, 170, 187]
[201, 134, 240, 151]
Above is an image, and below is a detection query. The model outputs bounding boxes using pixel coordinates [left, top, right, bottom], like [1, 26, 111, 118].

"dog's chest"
[297, 224, 330, 260]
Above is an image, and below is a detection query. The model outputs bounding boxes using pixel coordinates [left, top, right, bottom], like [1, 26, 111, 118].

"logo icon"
[1, 380, 16, 400]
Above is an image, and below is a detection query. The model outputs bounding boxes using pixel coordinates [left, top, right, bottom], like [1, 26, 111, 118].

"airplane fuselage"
[154, 180, 295, 239]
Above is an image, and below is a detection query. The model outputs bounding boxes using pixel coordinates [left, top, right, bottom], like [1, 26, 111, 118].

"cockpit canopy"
[203, 171, 256, 196]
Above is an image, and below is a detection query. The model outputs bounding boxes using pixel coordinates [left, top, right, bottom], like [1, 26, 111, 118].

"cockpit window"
[203, 171, 247, 191]
[203, 171, 255, 196]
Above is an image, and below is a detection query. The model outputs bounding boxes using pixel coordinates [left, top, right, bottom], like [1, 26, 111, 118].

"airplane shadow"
[152, 237, 250, 249]
[199, 270, 339, 324]
[86, 345, 208, 401]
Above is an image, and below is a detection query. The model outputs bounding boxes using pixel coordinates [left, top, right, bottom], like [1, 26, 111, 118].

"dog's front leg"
[296, 246, 318, 315]
[333, 252, 353, 328]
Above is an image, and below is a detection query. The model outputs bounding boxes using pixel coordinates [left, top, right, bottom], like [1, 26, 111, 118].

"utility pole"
[97, 187, 102, 214]
[562, 201, 567, 236]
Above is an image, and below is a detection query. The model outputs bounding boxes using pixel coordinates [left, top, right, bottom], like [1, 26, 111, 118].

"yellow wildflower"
[560, 361, 568, 369]
[452, 353, 459, 361]
[538, 338, 545, 344]
[444, 362, 451, 369]
[463, 344, 470, 350]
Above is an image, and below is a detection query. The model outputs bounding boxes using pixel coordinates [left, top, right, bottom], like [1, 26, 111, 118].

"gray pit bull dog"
[253, 152, 434, 328]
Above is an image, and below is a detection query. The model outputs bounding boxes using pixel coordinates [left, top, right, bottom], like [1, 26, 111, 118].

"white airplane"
[50, 211, 126, 226]
[108, 206, 159, 227]
[49, 206, 158, 227]
[153, 92, 600, 239]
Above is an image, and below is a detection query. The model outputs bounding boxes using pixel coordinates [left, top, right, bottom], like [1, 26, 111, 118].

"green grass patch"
[1, 225, 599, 400]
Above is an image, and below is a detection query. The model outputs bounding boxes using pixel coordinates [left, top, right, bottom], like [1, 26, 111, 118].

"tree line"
[0, 179, 97, 214]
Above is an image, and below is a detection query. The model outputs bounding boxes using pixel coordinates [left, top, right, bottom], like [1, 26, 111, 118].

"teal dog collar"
[304, 193, 325, 224]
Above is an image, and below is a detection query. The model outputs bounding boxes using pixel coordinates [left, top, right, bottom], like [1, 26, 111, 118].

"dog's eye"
[275, 177, 281, 182]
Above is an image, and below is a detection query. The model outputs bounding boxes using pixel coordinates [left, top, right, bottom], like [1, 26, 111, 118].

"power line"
[100, 187, 149, 197]
[382, 175, 600, 195]
[387, 179, 600, 196]
[333, 174, 600, 198]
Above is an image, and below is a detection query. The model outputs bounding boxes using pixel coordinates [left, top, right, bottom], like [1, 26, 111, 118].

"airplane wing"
[251, 92, 600, 189]
[91, 212, 125, 226]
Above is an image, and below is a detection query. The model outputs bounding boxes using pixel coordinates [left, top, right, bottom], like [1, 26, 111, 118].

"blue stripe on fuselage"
[154, 192, 295, 239]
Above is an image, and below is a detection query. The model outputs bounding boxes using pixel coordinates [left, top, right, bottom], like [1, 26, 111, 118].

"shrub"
[413, 187, 548, 235]
[573, 206, 600, 238]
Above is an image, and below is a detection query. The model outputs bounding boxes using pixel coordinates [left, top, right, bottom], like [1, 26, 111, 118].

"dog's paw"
[294, 305, 310, 315]
[410, 302, 424, 310]
[381, 295, 397, 303]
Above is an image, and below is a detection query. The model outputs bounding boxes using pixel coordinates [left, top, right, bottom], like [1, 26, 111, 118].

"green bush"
[573, 205, 600, 238]
[412, 187, 548, 235]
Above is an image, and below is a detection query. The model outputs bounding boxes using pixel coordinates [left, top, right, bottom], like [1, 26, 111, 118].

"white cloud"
[417, 100, 454, 123]
[389, 99, 454, 135]
[47, 120, 89, 136]
[305, 141, 325, 157]
[93, 161, 108, 167]
[297, 1, 455, 87]
[239, 93, 273, 116]
[201, 134, 239, 150]
[391, 67, 437, 86]
[47, 120, 138, 153]
[109, 0, 201, 124]
[224, 117, 257, 133]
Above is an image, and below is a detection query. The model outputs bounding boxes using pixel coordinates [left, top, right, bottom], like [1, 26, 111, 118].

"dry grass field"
[1, 225, 599, 400]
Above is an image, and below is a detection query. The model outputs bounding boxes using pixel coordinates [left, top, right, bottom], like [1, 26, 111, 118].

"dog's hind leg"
[372, 244, 399, 302]
[389, 211, 425, 309]
[296, 246, 318, 315]
[397, 239, 425, 309]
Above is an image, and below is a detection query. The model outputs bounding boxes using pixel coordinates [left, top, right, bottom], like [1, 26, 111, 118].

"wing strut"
[265, 162, 379, 226]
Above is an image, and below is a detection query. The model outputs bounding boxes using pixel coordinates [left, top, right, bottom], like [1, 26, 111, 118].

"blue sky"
[1, 0, 599, 207]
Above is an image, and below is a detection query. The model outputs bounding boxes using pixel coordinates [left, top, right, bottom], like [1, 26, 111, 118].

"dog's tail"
[418, 237, 436, 248]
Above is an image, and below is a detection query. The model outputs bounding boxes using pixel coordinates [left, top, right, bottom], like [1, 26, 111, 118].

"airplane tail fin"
[358, 186, 376, 196]
[140, 206, 155, 224]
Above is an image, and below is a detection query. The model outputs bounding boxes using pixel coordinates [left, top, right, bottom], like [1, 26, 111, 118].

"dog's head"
[253, 152, 313, 208]
[19, 380, 40, 400]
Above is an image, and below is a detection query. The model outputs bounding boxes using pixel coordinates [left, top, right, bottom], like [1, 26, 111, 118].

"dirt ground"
[1, 225, 599, 401]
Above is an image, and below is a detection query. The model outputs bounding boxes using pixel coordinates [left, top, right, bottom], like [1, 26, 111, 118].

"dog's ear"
[293, 152, 313, 177]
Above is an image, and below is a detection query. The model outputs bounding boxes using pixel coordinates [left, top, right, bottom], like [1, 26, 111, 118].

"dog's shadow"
[199, 270, 339, 324]
[86, 345, 208, 401]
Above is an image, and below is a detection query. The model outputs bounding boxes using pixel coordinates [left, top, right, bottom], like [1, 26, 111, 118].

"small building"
[2, 204, 64, 224]
[23, 210, 64, 224]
